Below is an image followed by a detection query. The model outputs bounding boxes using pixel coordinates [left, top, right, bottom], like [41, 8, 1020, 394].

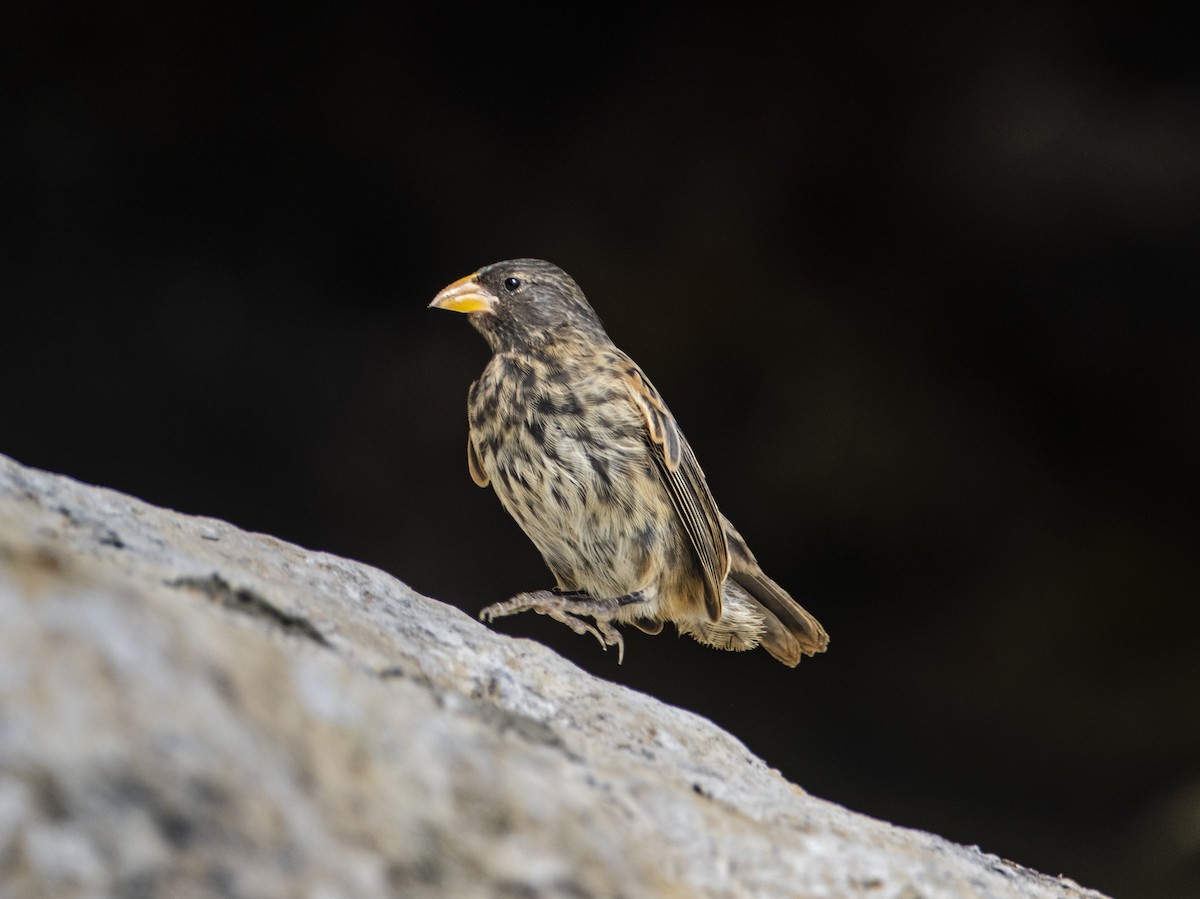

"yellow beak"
[429, 273, 497, 314]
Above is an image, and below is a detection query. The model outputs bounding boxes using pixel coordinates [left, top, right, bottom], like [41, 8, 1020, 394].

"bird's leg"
[479, 590, 648, 664]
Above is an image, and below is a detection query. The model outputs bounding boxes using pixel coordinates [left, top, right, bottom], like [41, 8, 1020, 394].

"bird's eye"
[503, 277, 522, 292]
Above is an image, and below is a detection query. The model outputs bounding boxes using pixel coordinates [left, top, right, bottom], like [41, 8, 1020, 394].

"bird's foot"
[480, 590, 646, 664]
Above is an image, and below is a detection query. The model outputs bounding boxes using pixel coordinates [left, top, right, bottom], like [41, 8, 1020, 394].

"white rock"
[0, 453, 1108, 898]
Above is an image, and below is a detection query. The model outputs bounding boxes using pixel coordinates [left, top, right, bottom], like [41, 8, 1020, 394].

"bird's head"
[429, 258, 608, 354]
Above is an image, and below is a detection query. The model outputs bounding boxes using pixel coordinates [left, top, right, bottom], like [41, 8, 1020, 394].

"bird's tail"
[721, 515, 829, 667]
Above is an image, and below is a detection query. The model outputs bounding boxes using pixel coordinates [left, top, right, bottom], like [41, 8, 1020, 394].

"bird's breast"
[469, 356, 647, 508]
[467, 352, 675, 597]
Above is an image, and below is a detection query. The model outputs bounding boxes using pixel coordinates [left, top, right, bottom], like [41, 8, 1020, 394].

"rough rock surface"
[0, 452, 1107, 899]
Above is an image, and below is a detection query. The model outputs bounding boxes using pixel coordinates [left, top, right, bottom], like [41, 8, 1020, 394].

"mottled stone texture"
[0, 453, 1106, 899]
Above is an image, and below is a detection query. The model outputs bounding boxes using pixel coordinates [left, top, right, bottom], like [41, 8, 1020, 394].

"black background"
[3, 5, 1197, 897]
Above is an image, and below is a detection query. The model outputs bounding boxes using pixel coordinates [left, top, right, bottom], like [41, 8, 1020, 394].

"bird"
[429, 259, 828, 666]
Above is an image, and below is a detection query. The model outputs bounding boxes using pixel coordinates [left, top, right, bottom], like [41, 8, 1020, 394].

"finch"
[430, 259, 828, 666]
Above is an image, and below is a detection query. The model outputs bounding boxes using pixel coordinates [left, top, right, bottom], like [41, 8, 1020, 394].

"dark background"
[3, 5, 1197, 897]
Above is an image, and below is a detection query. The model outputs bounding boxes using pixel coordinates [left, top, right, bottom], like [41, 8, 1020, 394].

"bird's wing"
[620, 360, 729, 621]
[467, 431, 490, 487]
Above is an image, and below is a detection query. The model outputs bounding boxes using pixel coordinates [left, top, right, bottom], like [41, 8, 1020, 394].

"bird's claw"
[479, 590, 626, 664]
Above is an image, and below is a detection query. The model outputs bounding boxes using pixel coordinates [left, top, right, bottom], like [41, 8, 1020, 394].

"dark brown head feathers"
[468, 259, 610, 354]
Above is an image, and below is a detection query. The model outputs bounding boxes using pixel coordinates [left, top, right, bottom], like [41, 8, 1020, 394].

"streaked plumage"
[430, 258, 828, 666]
